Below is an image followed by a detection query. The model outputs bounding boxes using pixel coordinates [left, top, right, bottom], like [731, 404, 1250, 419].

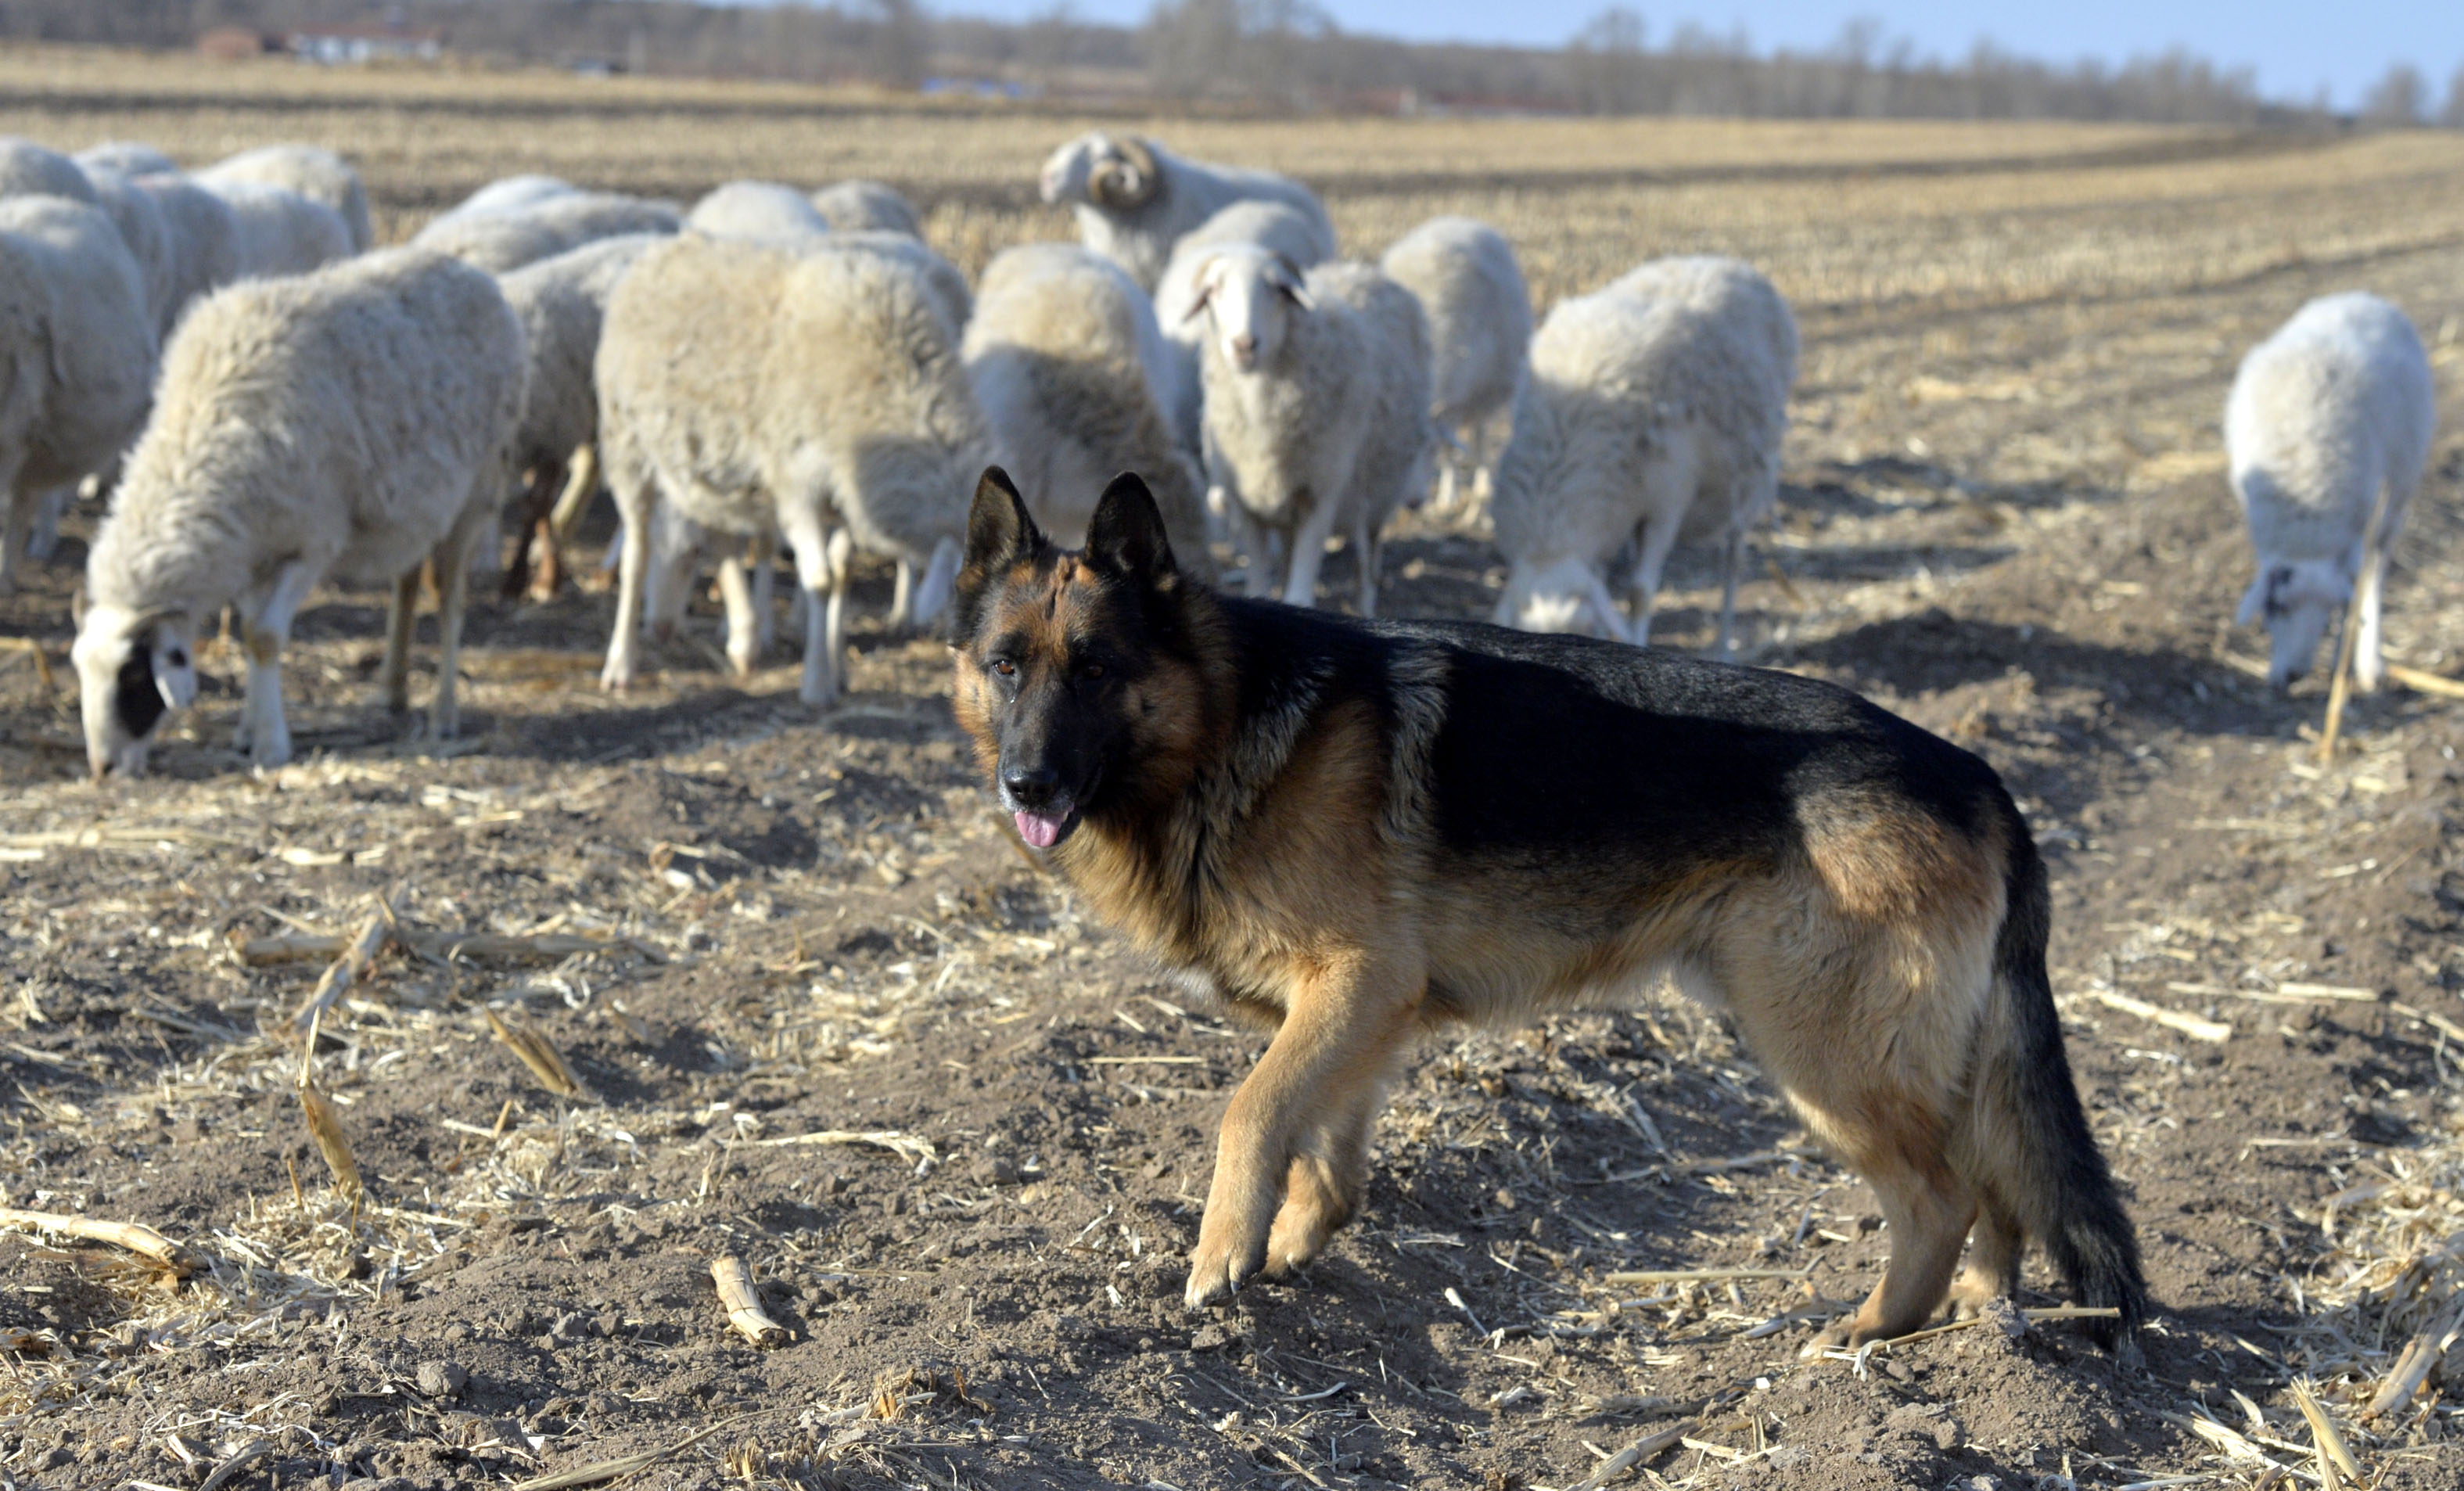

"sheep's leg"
[382, 569, 419, 714]
[548, 444, 600, 539]
[1434, 440, 1460, 513]
[781, 513, 849, 706]
[600, 472, 655, 692]
[748, 531, 778, 656]
[240, 561, 317, 769]
[1716, 521, 1747, 660]
[0, 483, 30, 592]
[23, 484, 70, 563]
[889, 558, 915, 634]
[2353, 542, 2390, 693]
[643, 503, 701, 644]
[1624, 516, 1685, 649]
[716, 543, 761, 677]
[427, 501, 490, 740]
[1353, 508, 1382, 620]
[821, 527, 853, 704]
[1281, 501, 1342, 610]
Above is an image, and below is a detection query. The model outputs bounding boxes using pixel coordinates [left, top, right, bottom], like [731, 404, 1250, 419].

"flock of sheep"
[0, 128, 2437, 781]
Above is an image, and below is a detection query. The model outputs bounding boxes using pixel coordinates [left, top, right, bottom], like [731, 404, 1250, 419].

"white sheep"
[427, 174, 576, 229]
[963, 242, 1212, 575]
[204, 178, 354, 278]
[811, 179, 921, 238]
[196, 144, 373, 253]
[1038, 132, 1334, 293]
[687, 180, 831, 244]
[492, 233, 665, 598]
[128, 174, 242, 327]
[412, 192, 680, 275]
[72, 249, 526, 777]
[1191, 247, 1432, 616]
[2226, 291, 2437, 692]
[74, 142, 178, 179]
[0, 138, 95, 203]
[1378, 215, 1531, 512]
[1489, 255, 1798, 657]
[1153, 200, 1335, 459]
[0, 196, 157, 590]
[77, 166, 178, 336]
[596, 232, 985, 704]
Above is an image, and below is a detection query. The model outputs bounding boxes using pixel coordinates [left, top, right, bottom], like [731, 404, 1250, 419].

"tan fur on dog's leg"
[1187, 956, 1420, 1308]
[1949, 1197, 2024, 1318]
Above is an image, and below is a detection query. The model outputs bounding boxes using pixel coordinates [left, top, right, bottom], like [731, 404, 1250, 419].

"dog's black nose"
[1004, 766, 1061, 807]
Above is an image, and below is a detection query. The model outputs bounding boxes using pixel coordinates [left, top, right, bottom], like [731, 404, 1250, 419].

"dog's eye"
[1082, 663, 1105, 680]
[990, 658, 1016, 678]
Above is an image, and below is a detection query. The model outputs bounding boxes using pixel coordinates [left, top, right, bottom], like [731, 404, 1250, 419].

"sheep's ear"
[151, 625, 198, 710]
[1269, 256, 1314, 310]
[961, 467, 1040, 579]
[2235, 571, 2273, 627]
[1085, 472, 1176, 586]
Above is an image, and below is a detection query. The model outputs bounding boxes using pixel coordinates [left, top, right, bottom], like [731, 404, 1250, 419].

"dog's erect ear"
[1085, 472, 1176, 585]
[963, 466, 1040, 577]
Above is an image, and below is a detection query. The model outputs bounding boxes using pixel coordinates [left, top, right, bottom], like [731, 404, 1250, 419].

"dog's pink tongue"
[1014, 810, 1065, 849]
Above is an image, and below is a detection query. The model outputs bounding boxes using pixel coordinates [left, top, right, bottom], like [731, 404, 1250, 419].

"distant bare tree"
[2441, 63, 2464, 128]
[1565, 6, 1647, 115]
[2362, 62, 2427, 126]
[867, 0, 929, 87]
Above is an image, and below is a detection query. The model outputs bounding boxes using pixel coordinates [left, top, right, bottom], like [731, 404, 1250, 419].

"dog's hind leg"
[1800, 1123, 1975, 1353]
[1948, 1193, 2024, 1319]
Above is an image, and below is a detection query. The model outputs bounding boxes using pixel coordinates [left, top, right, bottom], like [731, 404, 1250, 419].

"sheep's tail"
[1972, 816, 2149, 1351]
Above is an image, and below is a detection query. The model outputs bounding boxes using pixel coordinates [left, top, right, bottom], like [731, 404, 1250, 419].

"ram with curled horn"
[1034, 129, 1337, 293]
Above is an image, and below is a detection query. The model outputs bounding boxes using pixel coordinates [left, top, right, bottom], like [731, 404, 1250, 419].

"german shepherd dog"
[949, 468, 2147, 1353]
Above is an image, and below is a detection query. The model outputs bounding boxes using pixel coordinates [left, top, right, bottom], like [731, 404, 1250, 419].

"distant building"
[288, 24, 445, 66]
[196, 27, 279, 63]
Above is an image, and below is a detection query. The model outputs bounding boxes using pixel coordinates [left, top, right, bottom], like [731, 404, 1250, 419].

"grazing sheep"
[596, 232, 986, 703]
[0, 197, 157, 589]
[0, 138, 95, 202]
[127, 174, 242, 329]
[197, 144, 372, 253]
[78, 166, 178, 335]
[1038, 131, 1334, 293]
[1152, 200, 1335, 459]
[963, 243, 1212, 575]
[492, 233, 665, 599]
[412, 192, 680, 274]
[811, 178, 921, 238]
[1379, 216, 1531, 512]
[427, 174, 576, 229]
[71, 249, 526, 777]
[74, 142, 178, 179]
[1490, 255, 1797, 657]
[204, 179, 354, 278]
[687, 180, 831, 244]
[1191, 247, 1432, 616]
[2226, 291, 2437, 692]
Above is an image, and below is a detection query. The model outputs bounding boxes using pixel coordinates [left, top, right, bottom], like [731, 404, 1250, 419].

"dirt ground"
[5, 81, 2464, 1491]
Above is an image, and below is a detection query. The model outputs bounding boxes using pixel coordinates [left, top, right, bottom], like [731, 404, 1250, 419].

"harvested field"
[5, 45, 2464, 1491]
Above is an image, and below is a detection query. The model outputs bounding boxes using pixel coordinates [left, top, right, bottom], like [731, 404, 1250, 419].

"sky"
[921, 0, 2464, 110]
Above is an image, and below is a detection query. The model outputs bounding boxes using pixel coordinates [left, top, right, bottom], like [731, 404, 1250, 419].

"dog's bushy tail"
[1979, 817, 2149, 1349]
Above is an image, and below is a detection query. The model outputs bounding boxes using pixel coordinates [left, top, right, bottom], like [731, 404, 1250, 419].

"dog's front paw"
[1184, 1216, 1269, 1310]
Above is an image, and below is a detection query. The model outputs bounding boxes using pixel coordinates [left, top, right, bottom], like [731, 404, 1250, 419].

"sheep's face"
[2236, 556, 2350, 690]
[71, 605, 197, 780]
[1493, 557, 1634, 645]
[1187, 250, 1312, 373]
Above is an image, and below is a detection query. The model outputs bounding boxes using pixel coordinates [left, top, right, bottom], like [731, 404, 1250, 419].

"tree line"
[8, 0, 2462, 126]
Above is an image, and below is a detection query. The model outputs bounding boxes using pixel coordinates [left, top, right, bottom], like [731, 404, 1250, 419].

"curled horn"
[1091, 136, 1162, 210]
